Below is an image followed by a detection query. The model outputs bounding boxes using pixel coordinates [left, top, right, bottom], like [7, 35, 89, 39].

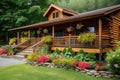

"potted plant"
[6, 46, 15, 55]
[9, 38, 17, 45]
[43, 29, 48, 34]
[67, 26, 74, 32]
[76, 23, 84, 30]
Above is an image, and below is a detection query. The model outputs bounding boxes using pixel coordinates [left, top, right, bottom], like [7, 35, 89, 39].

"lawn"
[0, 64, 119, 80]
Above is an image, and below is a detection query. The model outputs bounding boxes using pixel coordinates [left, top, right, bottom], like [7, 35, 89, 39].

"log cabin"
[8, 4, 120, 56]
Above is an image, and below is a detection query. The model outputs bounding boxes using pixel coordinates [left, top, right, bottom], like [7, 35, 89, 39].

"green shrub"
[38, 45, 50, 54]
[109, 56, 120, 74]
[41, 36, 52, 43]
[61, 47, 75, 58]
[74, 50, 96, 62]
[77, 33, 96, 43]
[106, 41, 120, 74]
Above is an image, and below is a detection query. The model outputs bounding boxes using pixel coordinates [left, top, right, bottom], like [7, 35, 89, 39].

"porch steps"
[14, 47, 33, 59]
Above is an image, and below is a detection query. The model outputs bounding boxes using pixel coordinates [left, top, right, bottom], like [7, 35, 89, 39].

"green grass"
[0, 64, 119, 80]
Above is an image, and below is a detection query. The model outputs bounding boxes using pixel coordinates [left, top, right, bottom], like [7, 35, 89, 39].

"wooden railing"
[14, 38, 41, 52]
[32, 40, 43, 52]
[52, 35, 111, 48]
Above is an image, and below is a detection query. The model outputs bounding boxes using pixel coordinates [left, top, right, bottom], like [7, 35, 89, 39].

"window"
[53, 12, 59, 18]
[88, 27, 95, 33]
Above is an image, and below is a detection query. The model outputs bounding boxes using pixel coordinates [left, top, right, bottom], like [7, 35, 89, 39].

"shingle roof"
[8, 4, 120, 31]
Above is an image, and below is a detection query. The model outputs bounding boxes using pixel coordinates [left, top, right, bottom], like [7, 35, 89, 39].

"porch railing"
[52, 35, 111, 48]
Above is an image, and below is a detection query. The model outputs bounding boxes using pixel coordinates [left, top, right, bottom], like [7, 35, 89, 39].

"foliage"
[61, 47, 75, 58]
[77, 33, 96, 43]
[106, 41, 120, 62]
[9, 38, 17, 45]
[41, 36, 52, 43]
[74, 50, 96, 62]
[27, 53, 39, 61]
[106, 41, 120, 74]
[109, 56, 120, 74]
[49, 48, 61, 59]
[36, 55, 50, 63]
[6, 46, 15, 55]
[58, 0, 120, 13]
[21, 37, 28, 43]
[38, 45, 50, 54]
[78, 62, 91, 70]
[0, 48, 6, 54]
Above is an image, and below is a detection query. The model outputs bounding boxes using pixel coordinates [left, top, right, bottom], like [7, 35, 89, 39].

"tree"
[58, 0, 120, 12]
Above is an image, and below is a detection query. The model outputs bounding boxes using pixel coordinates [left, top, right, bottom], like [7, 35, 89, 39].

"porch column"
[98, 18, 102, 60]
[69, 34, 71, 47]
[52, 26, 55, 37]
[17, 31, 20, 44]
[28, 29, 30, 39]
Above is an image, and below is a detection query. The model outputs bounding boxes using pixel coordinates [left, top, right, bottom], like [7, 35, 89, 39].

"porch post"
[28, 29, 30, 39]
[98, 18, 102, 61]
[69, 34, 71, 47]
[17, 31, 20, 44]
[52, 26, 55, 37]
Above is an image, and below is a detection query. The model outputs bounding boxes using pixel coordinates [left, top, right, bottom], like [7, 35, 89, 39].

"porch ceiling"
[8, 4, 120, 31]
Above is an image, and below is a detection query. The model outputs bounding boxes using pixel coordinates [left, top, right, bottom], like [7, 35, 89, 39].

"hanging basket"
[76, 23, 84, 30]
[43, 29, 48, 33]
[67, 26, 74, 32]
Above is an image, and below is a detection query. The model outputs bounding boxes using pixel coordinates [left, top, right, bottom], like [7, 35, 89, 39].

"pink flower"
[0, 48, 6, 54]
[114, 64, 119, 68]
[78, 62, 91, 70]
[36, 55, 50, 63]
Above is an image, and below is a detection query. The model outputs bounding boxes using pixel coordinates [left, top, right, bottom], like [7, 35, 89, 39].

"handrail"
[32, 40, 43, 52]
[13, 39, 31, 48]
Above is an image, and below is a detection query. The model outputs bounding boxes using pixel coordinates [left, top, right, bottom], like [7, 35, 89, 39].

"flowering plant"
[78, 62, 91, 70]
[95, 64, 104, 71]
[36, 55, 50, 63]
[0, 48, 6, 54]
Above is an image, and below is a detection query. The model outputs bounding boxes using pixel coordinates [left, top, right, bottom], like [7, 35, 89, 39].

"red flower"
[95, 64, 104, 71]
[36, 55, 50, 63]
[78, 62, 91, 70]
[0, 48, 6, 54]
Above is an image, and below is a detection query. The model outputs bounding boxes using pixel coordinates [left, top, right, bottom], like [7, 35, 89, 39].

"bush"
[106, 41, 120, 74]
[78, 62, 91, 70]
[109, 56, 120, 74]
[74, 50, 96, 62]
[77, 33, 96, 43]
[61, 47, 75, 58]
[27, 53, 39, 61]
[38, 45, 50, 54]
[36, 55, 50, 63]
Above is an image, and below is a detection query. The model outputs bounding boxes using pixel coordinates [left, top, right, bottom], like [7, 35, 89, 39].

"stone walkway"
[0, 57, 25, 67]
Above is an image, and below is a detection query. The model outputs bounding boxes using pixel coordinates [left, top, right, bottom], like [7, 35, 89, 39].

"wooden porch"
[51, 35, 111, 53]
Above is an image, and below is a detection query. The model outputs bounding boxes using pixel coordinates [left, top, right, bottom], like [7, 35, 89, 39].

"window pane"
[88, 27, 95, 33]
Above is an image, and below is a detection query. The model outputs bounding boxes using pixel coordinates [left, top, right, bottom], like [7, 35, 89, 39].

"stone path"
[0, 57, 25, 67]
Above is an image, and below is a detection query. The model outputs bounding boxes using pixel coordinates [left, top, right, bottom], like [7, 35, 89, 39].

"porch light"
[67, 26, 74, 32]
[37, 28, 42, 34]
[76, 23, 84, 30]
